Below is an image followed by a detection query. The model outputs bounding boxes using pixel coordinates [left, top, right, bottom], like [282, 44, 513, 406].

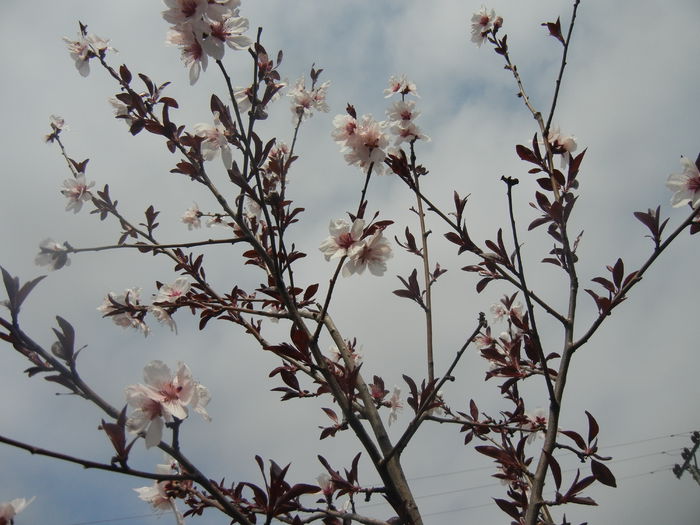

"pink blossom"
[0, 497, 34, 525]
[63, 32, 113, 77]
[384, 74, 419, 98]
[263, 303, 286, 323]
[234, 85, 254, 113]
[163, 0, 249, 81]
[194, 112, 232, 166]
[155, 277, 191, 303]
[266, 142, 290, 164]
[386, 98, 430, 145]
[490, 299, 523, 322]
[125, 361, 211, 448]
[97, 287, 149, 336]
[288, 78, 330, 121]
[162, 0, 208, 27]
[474, 331, 495, 350]
[334, 114, 389, 174]
[166, 26, 207, 85]
[202, 14, 252, 59]
[331, 114, 358, 144]
[386, 100, 420, 123]
[244, 196, 263, 221]
[316, 473, 334, 497]
[319, 218, 365, 261]
[389, 120, 430, 146]
[134, 460, 186, 524]
[181, 203, 202, 230]
[667, 156, 700, 208]
[44, 114, 68, 142]
[61, 174, 94, 213]
[524, 407, 548, 443]
[470, 7, 497, 47]
[35, 238, 71, 271]
[342, 231, 393, 277]
[108, 97, 134, 127]
[387, 386, 403, 426]
[148, 306, 178, 333]
[546, 126, 577, 169]
[328, 344, 363, 366]
[125, 384, 165, 447]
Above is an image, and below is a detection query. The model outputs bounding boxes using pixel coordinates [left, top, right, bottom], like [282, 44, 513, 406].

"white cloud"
[1, 1, 699, 524]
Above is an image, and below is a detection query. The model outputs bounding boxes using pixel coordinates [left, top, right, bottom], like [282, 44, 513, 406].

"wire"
[363, 449, 683, 509]
[404, 430, 692, 482]
[61, 432, 693, 525]
[64, 513, 161, 525]
[420, 466, 675, 518]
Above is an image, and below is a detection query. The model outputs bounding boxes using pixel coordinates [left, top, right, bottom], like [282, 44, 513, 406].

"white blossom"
[35, 238, 71, 271]
[667, 156, 700, 208]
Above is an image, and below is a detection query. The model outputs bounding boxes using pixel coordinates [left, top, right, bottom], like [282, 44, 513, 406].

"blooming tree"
[1, 1, 698, 524]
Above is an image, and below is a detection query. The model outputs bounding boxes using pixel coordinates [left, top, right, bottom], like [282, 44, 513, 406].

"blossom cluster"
[470, 6, 502, 47]
[163, 0, 252, 84]
[384, 75, 429, 146]
[319, 218, 393, 277]
[332, 75, 429, 176]
[96, 278, 191, 335]
[63, 28, 113, 77]
[332, 113, 389, 175]
[97, 287, 150, 336]
[288, 77, 331, 122]
[125, 361, 211, 448]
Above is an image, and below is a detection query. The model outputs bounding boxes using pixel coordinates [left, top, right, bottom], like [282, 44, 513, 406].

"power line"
[404, 430, 692, 482]
[65, 513, 161, 525]
[61, 432, 694, 525]
[421, 466, 675, 518]
[364, 448, 682, 509]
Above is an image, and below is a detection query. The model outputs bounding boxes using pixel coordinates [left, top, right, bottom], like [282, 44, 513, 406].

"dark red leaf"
[494, 498, 521, 520]
[119, 64, 132, 85]
[591, 460, 616, 487]
[612, 258, 624, 289]
[561, 430, 586, 450]
[585, 411, 599, 442]
[545, 451, 562, 490]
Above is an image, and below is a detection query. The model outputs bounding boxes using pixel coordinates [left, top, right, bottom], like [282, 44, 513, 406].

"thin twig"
[0, 434, 192, 481]
[384, 314, 486, 463]
[409, 141, 435, 382]
[502, 176, 556, 403]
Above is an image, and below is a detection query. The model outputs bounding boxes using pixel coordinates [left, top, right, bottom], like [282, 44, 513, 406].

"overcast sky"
[1, 1, 699, 524]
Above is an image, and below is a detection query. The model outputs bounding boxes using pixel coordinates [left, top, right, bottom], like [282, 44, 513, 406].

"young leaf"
[591, 459, 616, 487]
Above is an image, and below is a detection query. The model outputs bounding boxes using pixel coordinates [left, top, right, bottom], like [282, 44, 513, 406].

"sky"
[1, 1, 699, 524]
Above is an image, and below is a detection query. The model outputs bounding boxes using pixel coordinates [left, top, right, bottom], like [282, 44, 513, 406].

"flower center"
[337, 232, 356, 249]
[688, 175, 700, 193]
